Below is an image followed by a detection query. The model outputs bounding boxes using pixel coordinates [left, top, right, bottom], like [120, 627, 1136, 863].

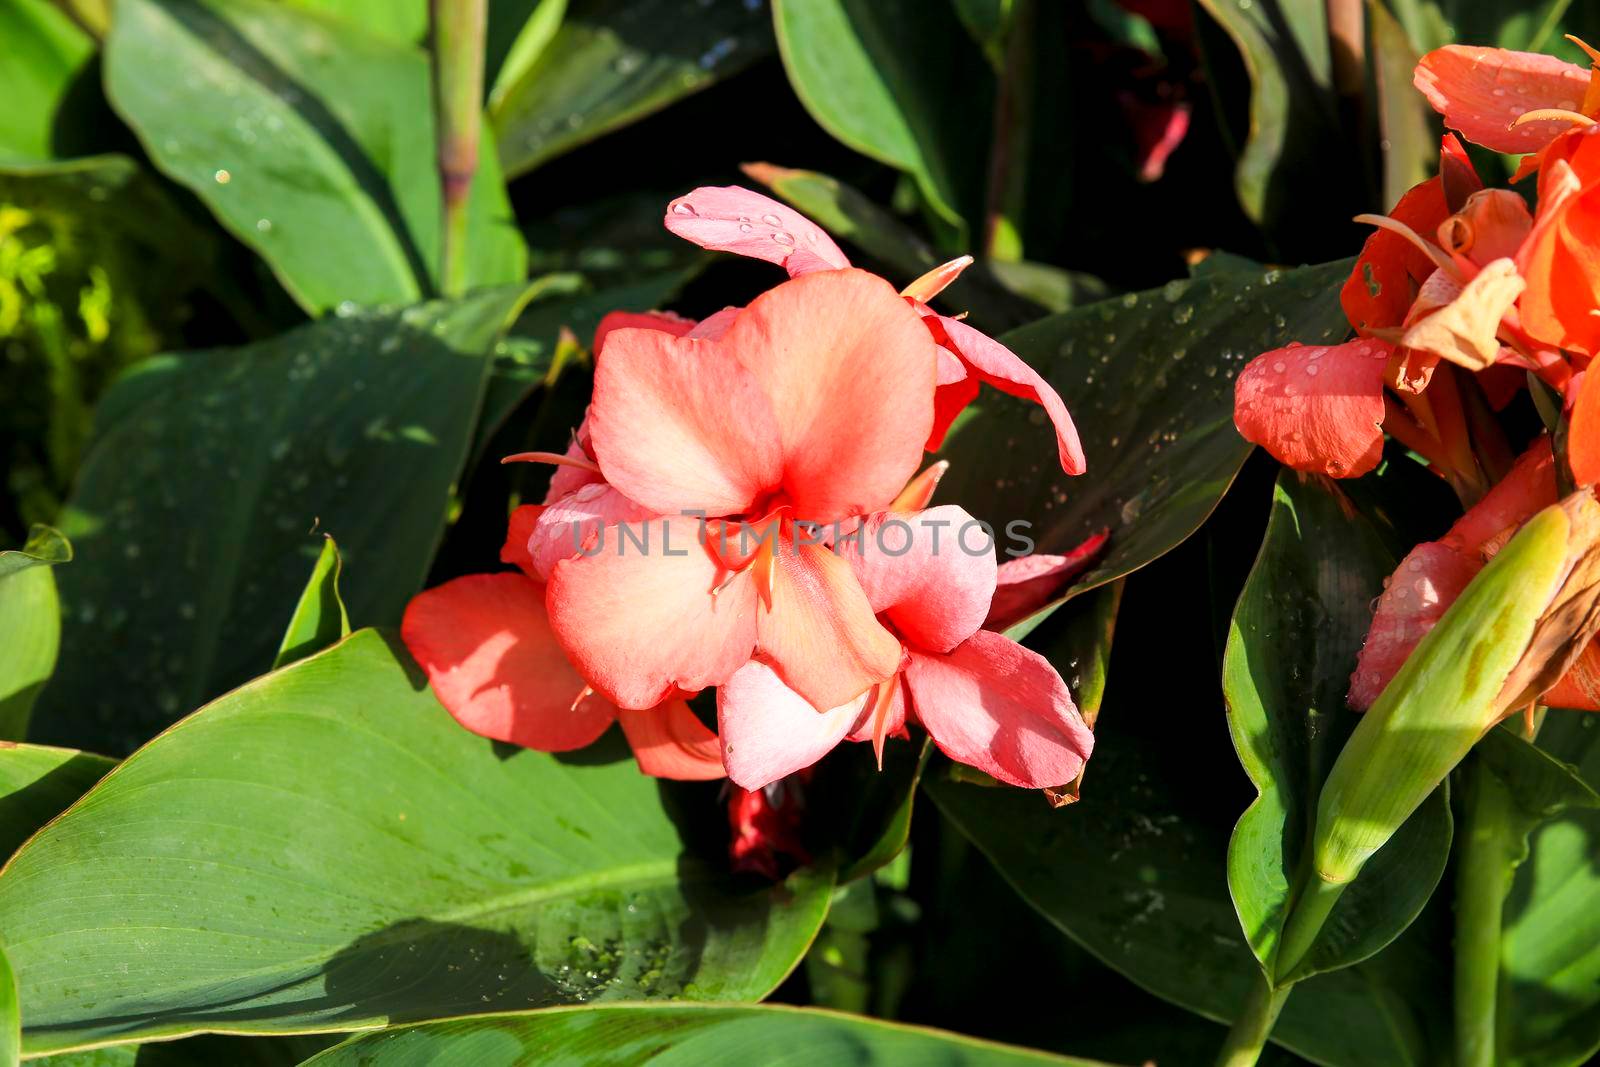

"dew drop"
[213, 169, 232, 184]
[671, 201, 696, 216]
[761, 213, 782, 225]
[773, 231, 794, 245]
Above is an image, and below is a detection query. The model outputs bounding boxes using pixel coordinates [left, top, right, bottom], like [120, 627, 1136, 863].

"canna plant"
[3, 1, 1600, 1066]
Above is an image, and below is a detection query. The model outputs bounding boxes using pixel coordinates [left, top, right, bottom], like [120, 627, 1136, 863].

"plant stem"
[1454, 756, 1513, 1067]
[1214, 972, 1293, 1067]
[982, 0, 1033, 262]
[51, 0, 108, 39]
[1273, 873, 1347, 980]
[430, 0, 488, 298]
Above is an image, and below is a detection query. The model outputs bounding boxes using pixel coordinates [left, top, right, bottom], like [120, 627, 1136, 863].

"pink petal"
[1414, 45, 1591, 155]
[756, 540, 904, 713]
[528, 483, 655, 581]
[904, 632, 1093, 789]
[985, 529, 1111, 631]
[717, 660, 868, 789]
[1233, 338, 1392, 478]
[664, 185, 850, 276]
[592, 310, 694, 355]
[1347, 542, 1482, 709]
[500, 505, 543, 578]
[686, 307, 742, 340]
[730, 269, 939, 521]
[588, 326, 784, 516]
[845, 673, 908, 744]
[932, 314, 1086, 476]
[838, 505, 997, 654]
[1443, 435, 1557, 552]
[616, 700, 726, 781]
[542, 417, 603, 502]
[546, 516, 759, 709]
[401, 573, 616, 751]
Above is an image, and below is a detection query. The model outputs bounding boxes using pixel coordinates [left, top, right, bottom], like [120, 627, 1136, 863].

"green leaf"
[0, 528, 72, 741]
[0, 630, 833, 1056]
[936, 260, 1354, 608]
[34, 285, 534, 754]
[491, 0, 773, 179]
[0, 744, 114, 861]
[272, 0, 427, 44]
[1369, 0, 1438, 211]
[0, 0, 96, 164]
[0, 941, 16, 1067]
[272, 535, 349, 669]
[1497, 711, 1600, 1066]
[772, 0, 988, 238]
[815, 739, 931, 885]
[1224, 473, 1450, 982]
[106, 0, 526, 315]
[301, 1004, 1113, 1066]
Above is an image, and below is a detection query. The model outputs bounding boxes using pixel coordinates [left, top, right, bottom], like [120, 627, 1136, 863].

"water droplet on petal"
[761, 213, 782, 225]
[671, 201, 696, 216]
[773, 231, 794, 245]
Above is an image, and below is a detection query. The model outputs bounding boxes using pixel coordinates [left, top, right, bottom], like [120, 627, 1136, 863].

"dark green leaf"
[772, 0, 989, 237]
[272, 535, 349, 669]
[0, 0, 95, 164]
[0, 528, 72, 740]
[937, 260, 1353, 607]
[1224, 473, 1450, 982]
[106, 0, 526, 314]
[0, 744, 114, 861]
[301, 1004, 1114, 1066]
[0, 630, 834, 1056]
[815, 740, 931, 885]
[491, 0, 773, 179]
[35, 285, 534, 754]
[1369, 0, 1438, 211]
[0, 941, 15, 1067]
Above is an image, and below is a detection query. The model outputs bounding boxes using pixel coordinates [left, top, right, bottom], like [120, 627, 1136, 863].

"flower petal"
[401, 573, 616, 750]
[1399, 257, 1524, 370]
[717, 660, 867, 789]
[616, 700, 726, 780]
[755, 540, 904, 712]
[501, 504, 543, 578]
[1541, 640, 1600, 711]
[1414, 45, 1591, 155]
[904, 632, 1093, 789]
[984, 530, 1111, 631]
[1348, 542, 1482, 709]
[528, 483, 655, 581]
[1571, 372, 1600, 488]
[588, 326, 785, 516]
[686, 306, 741, 340]
[838, 505, 997, 654]
[1234, 338, 1392, 477]
[546, 516, 759, 709]
[664, 185, 850, 276]
[844, 674, 908, 744]
[932, 314, 1086, 476]
[592, 309, 694, 355]
[730, 269, 938, 520]
[1517, 153, 1600, 356]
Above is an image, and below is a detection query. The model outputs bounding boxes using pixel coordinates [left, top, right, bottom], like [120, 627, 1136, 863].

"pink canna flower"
[717, 507, 1095, 791]
[665, 180, 1086, 477]
[1414, 39, 1600, 159]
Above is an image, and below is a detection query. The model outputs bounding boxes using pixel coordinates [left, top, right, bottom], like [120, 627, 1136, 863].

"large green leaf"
[771, 0, 988, 237]
[33, 285, 534, 754]
[1224, 473, 1450, 982]
[491, 0, 773, 179]
[0, 527, 72, 740]
[303, 1004, 1111, 1066]
[0, 0, 96, 164]
[105, 0, 526, 315]
[937, 260, 1353, 606]
[0, 630, 833, 1056]
[0, 744, 114, 861]
[1498, 711, 1600, 1066]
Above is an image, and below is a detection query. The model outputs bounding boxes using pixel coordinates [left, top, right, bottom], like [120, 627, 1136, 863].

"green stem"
[1273, 874, 1348, 981]
[1454, 756, 1514, 1067]
[430, 0, 488, 297]
[1214, 972, 1293, 1067]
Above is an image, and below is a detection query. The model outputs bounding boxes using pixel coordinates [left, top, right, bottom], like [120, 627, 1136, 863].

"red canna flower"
[1414, 42, 1598, 158]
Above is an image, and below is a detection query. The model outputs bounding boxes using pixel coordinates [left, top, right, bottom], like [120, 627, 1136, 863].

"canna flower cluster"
[402, 186, 1099, 804]
[1232, 36, 1600, 720]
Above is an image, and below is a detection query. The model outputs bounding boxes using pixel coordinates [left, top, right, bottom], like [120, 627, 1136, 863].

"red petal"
[904, 633, 1093, 789]
[1233, 338, 1391, 477]
[500, 505, 543, 578]
[984, 530, 1111, 632]
[1348, 542, 1482, 709]
[664, 185, 850, 276]
[546, 516, 759, 709]
[592, 310, 694, 355]
[616, 700, 725, 781]
[1414, 45, 1590, 155]
[401, 573, 615, 750]
[1572, 372, 1600, 487]
[717, 660, 868, 789]
[528, 483, 654, 581]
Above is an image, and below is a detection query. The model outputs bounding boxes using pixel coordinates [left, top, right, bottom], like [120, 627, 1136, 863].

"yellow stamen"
[900, 255, 974, 304]
[1509, 108, 1597, 130]
[1566, 34, 1600, 67]
[1352, 213, 1459, 278]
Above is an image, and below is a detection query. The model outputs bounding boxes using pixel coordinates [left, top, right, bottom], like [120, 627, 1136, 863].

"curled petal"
[985, 530, 1111, 632]
[528, 483, 655, 581]
[547, 517, 759, 709]
[1348, 542, 1482, 710]
[932, 314, 1086, 476]
[617, 701, 726, 781]
[664, 185, 850, 276]
[844, 674, 909, 745]
[401, 573, 615, 750]
[588, 327, 784, 516]
[757, 541, 904, 712]
[717, 660, 868, 789]
[686, 306, 742, 340]
[904, 632, 1093, 789]
[1414, 45, 1591, 154]
[592, 310, 694, 356]
[1399, 258, 1525, 370]
[1437, 189, 1533, 266]
[838, 505, 998, 654]
[542, 415, 603, 502]
[1233, 338, 1393, 478]
[1571, 372, 1600, 488]
[1542, 639, 1600, 711]
[1518, 146, 1600, 355]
